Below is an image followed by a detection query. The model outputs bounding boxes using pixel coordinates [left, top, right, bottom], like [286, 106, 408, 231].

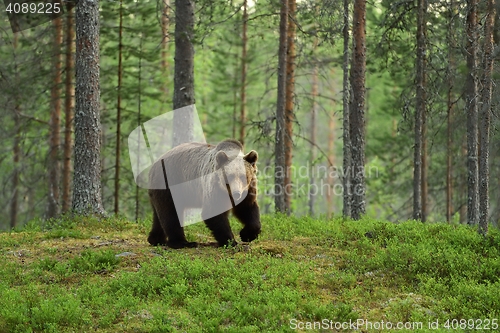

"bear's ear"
[244, 150, 258, 166]
[216, 151, 229, 168]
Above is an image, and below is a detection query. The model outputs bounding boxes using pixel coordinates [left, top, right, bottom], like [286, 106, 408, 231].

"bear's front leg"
[203, 212, 237, 247]
[233, 201, 261, 242]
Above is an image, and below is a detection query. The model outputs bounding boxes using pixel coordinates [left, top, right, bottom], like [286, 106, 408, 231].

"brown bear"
[147, 139, 261, 248]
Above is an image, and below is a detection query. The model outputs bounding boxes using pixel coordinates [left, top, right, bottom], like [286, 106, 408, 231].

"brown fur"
[147, 139, 261, 248]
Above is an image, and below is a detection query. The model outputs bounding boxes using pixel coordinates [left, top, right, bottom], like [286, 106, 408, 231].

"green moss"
[0, 215, 498, 332]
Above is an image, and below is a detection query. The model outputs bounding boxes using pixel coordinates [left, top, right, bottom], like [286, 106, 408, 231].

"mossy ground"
[1, 215, 499, 332]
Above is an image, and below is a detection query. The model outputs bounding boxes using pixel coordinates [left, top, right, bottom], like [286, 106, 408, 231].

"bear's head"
[214, 140, 258, 205]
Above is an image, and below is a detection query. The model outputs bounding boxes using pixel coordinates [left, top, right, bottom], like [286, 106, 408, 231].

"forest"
[1, 1, 500, 331]
[0, 0, 500, 233]
[0, 0, 499, 232]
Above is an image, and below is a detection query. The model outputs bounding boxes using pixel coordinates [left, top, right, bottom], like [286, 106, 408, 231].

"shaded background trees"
[0, 0, 498, 232]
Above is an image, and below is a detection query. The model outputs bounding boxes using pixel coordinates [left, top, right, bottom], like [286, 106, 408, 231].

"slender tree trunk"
[327, 100, 336, 219]
[232, 61, 238, 139]
[421, 111, 428, 221]
[62, 4, 75, 213]
[161, 0, 170, 102]
[413, 0, 427, 221]
[11, 32, 20, 229]
[135, 34, 144, 221]
[479, 0, 495, 235]
[460, 142, 468, 224]
[12, 112, 21, 228]
[114, 0, 124, 215]
[47, 15, 63, 218]
[309, 40, 318, 217]
[240, 0, 248, 147]
[283, 0, 296, 214]
[72, 0, 105, 215]
[446, 78, 454, 223]
[446, 0, 456, 223]
[275, 0, 288, 213]
[349, 0, 366, 220]
[342, 0, 351, 218]
[173, 0, 195, 146]
[465, 0, 479, 226]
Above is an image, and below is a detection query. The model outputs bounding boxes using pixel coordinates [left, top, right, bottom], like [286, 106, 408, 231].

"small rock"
[115, 252, 136, 257]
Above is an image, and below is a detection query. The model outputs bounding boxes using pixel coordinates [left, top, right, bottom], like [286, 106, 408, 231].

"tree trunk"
[47, 15, 63, 219]
[173, 0, 195, 146]
[465, 0, 479, 226]
[342, 0, 351, 218]
[327, 99, 336, 219]
[446, 0, 456, 223]
[479, 0, 495, 235]
[349, 0, 366, 220]
[421, 111, 428, 221]
[11, 91, 21, 228]
[161, 0, 170, 103]
[232, 62, 238, 139]
[12, 114, 20, 229]
[135, 34, 144, 221]
[275, 0, 288, 213]
[62, 4, 75, 213]
[446, 78, 454, 224]
[309, 39, 318, 217]
[460, 142, 468, 224]
[413, 0, 427, 221]
[11, 32, 20, 229]
[240, 0, 248, 147]
[72, 0, 105, 215]
[283, 0, 296, 214]
[114, 0, 124, 215]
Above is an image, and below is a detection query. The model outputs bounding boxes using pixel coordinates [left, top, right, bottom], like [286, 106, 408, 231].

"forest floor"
[0, 215, 499, 332]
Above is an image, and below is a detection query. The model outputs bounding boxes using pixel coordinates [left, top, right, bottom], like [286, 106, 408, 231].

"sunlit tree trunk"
[283, 0, 296, 214]
[173, 0, 195, 145]
[327, 99, 336, 219]
[446, 0, 456, 223]
[349, 0, 366, 220]
[309, 39, 318, 217]
[114, 0, 124, 215]
[479, 0, 496, 235]
[161, 0, 170, 102]
[342, 0, 351, 218]
[421, 111, 428, 221]
[72, 0, 105, 215]
[240, 0, 248, 147]
[465, 0, 479, 226]
[275, 0, 288, 213]
[446, 74, 454, 223]
[413, 0, 427, 221]
[47, 14, 63, 218]
[135, 34, 144, 221]
[62, 4, 75, 213]
[11, 32, 20, 228]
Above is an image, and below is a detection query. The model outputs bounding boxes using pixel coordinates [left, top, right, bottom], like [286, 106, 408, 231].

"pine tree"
[72, 0, 105, 215]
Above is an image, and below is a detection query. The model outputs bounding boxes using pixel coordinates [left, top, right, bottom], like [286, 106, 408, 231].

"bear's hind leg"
[150, 190, 197, 249]
[164, 213, 198, 249]
[148, 208, 167, 246]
